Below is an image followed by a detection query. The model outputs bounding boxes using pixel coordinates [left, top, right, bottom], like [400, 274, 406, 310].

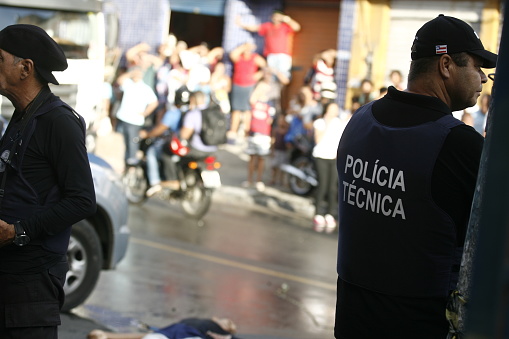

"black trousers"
[0, 262, 67, 339]
[335, 277, 449, 338]
[314, 157, 338, 216]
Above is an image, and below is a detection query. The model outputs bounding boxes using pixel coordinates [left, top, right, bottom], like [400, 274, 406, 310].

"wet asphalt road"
[60, 132, 337, 339]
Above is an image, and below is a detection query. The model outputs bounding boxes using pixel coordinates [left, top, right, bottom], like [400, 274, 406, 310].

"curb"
[214, 184, 314, 221]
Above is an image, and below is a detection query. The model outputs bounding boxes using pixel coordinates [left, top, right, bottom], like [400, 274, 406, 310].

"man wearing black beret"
[0, 24, 96, 338]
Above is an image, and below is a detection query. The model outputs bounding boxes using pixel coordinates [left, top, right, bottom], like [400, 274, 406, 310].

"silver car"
[62, 153, 130, 311]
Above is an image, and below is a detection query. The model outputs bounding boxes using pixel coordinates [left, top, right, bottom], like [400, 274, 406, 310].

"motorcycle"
[280, 133, 318, 196]
[122, 134, 221, 220]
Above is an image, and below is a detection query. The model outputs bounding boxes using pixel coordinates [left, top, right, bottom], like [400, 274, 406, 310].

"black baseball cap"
[411, 14, 497, 68]
[0, 24, 67, 84]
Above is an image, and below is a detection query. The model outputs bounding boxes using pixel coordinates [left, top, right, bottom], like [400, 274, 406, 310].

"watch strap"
[13, 221, 24, 236]
[12, 221, 30, 246]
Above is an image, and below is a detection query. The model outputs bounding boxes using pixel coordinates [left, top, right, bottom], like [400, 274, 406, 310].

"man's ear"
[438, 54, 453, 80]
[19, 59, 35, 80]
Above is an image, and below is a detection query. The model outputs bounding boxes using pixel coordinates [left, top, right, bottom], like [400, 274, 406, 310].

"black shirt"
[0, 93, 96, 273]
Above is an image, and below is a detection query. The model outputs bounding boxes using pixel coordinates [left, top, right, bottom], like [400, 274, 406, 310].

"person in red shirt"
[228, 42, 266, 141]
[236, 10, 300, 80]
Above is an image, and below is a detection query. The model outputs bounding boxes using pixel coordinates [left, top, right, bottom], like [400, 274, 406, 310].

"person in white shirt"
[312, 102, 350, 233]
[115, 67, 158, 165]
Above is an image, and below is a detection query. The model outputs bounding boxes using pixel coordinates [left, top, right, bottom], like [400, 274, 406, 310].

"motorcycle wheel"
[180, 170, 212, 219]
[288, 156, 316, 196]
[122, 165, 148, 204]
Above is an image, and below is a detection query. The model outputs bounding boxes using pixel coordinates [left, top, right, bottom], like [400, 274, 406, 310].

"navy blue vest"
[0, 94, 83, 258]
[337, 102, 463, 298]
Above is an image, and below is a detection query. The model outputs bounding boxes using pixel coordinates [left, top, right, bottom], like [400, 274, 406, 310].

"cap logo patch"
[436, 45, 447, 54]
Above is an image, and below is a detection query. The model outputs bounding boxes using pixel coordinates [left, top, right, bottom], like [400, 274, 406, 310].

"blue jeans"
[145, 138, 164, 186]
[116, 119, 142, 164]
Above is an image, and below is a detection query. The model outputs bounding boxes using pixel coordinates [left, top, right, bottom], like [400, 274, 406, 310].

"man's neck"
[11, 84, 45, 111]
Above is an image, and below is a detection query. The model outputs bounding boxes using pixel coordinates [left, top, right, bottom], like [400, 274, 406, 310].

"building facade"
[164, 0, 502, 110]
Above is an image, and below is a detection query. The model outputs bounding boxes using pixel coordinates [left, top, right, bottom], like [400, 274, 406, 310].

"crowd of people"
[104, 9, 492, 237]
[104, 8, 459, 235]
[103, 9, 340, 232]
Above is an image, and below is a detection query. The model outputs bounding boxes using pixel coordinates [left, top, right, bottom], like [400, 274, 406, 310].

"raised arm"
[253, 54, 268, 82]
[235, 15, 260, 32]
[283, 15, 301, 32]
[229, 42, 257, 63]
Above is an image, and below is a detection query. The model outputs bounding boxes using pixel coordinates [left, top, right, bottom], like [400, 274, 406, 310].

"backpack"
[200, 100, 227, 146]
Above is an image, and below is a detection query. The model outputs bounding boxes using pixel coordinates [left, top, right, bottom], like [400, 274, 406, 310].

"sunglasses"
[488, 73, 495, 81]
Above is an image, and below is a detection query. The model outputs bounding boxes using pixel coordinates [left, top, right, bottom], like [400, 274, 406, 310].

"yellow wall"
[480, 0, 501, 96]
[346, 0, 502, 110]
[346, 0, 390, 111]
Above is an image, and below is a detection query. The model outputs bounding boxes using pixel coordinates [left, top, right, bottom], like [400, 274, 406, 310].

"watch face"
[14, 234, 30, 246]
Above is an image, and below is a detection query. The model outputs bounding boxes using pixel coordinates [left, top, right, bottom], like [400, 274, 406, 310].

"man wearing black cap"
[334, 15, 497, 338]
[0, 24, 96, 338]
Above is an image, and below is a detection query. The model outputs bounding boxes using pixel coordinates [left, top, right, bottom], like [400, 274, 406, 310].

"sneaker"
[255, 181, 265, 191]
[324, 214, 337, 233]
[161, 180, 180, 190]
[313, 215, 326, 232]
[146, 184, 162, 197]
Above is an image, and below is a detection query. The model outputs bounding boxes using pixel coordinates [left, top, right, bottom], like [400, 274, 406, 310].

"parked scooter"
[122, 134, 221, 219]
[280, 133, 318, 196]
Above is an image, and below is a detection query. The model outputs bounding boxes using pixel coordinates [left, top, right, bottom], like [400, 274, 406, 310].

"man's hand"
[0, 220, 15, 248]
[139, 129, 148, 139]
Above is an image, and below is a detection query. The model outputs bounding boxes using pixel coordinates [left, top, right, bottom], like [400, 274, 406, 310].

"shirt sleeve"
[183, 109, 201, 132]
[313, 118, 326, 131]
[258, 22, 269, 36]
[283, 22, 294, 33]
[433, 125, 484, 244]
[22, 107, 96, 239]
[121, 78, 133, 92]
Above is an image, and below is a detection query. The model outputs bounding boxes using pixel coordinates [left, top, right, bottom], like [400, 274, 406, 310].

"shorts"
[267, 53, 292, 80]
[245, 134, 272, 156]
[271, 149, 289, 168]
[231, 84, 254, 111]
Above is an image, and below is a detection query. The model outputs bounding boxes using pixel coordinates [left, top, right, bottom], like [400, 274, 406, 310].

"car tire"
[62, 219, 103, 311]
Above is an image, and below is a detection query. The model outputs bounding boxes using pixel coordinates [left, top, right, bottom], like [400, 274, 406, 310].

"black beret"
[0, 24, 67, 85]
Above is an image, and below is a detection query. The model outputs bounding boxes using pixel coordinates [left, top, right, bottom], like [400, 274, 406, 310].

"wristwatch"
[13, 222, 30, 246]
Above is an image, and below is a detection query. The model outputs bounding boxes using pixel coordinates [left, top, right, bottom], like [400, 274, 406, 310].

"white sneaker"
[255, 181, 265, 191]
[146, 184, 162, 197]
[313, 215, 326, 232]
[324, 214, 337, 233]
